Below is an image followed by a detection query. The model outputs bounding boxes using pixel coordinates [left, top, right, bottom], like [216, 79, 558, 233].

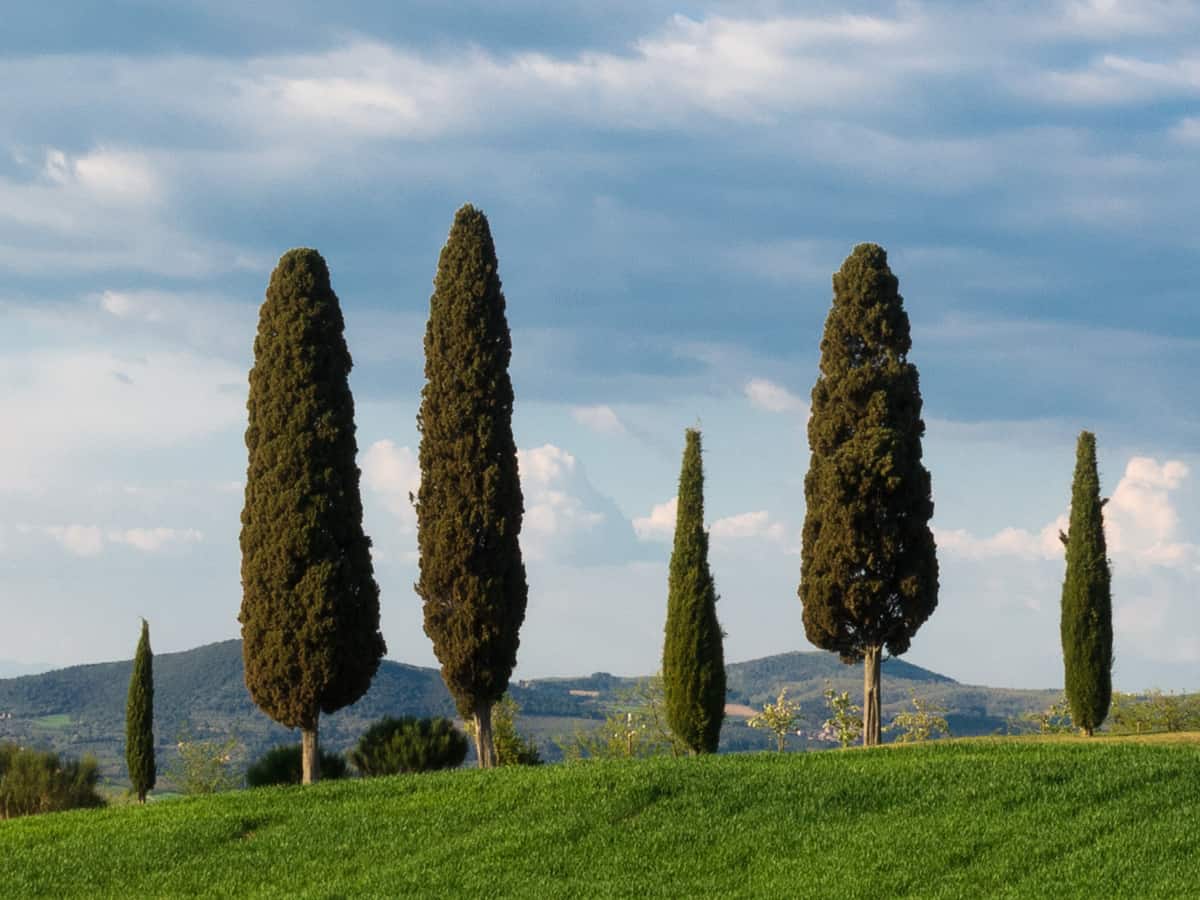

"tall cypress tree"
[1059, 431, 1113, 736]
[124, 618, 155, 804]
[662, 428, 725, 754]
[799, 243, 938, 747]
[416, 205, 527, 769]
[239, 248, 385, 784]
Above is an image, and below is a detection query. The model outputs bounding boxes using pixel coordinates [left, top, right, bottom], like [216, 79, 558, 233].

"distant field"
[29, 714, 72, 730]
[3, 736, 1198, 898]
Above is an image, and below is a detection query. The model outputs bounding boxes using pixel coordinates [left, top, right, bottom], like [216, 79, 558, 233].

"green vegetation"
[3, 741, 1199, 896]
[466, 695, 542, 766]
[0, 743, 104, 819]
[240, 247, 386, 783]
[662, 428, 725, 755]
[125, 619, 155, 803]
[246, 745, 349, 787]
[349, 717, 467, 776]
[800, 243, 938, 746]
[416, 204, 527, 769]
[747, 689, 801, 752]
[1059, 431, 1113, 736]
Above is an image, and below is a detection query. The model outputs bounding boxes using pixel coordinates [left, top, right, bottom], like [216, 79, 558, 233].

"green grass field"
[3, 737, 1198, 898]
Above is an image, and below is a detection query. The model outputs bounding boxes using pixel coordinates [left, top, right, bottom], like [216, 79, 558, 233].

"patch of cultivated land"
[4, 737, 1199, 898]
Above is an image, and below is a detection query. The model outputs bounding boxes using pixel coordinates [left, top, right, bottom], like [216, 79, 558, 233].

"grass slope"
[4, 738, 1199, 898]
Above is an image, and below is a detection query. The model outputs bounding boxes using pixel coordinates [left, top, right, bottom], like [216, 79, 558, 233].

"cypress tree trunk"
[662, 428, 726, 755]
[862, 645, 882, 747]
[472, 703, 495, 769]
[1060, 431, 1113, 736]
[124, 619, 155, 803]
[416, 205, 528, 764]
[301, 722, 320, 785]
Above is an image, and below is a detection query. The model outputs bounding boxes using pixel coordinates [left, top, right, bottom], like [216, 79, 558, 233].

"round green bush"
[245, 744, 349, 788]
[351, 717, 468, 776]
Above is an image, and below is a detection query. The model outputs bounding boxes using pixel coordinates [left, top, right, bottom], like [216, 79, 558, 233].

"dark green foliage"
[799, 244, 938, 742]
[662, 429, 725, 754]
[415, 205, 527, 752]
[0, 742, 104, 818]
[124, 619, 155, 803]
[245, 744, 349, 787]
[1059, 431, 1113, 735]
[349, 717, 468, 776]
[239, 248, 386, 736]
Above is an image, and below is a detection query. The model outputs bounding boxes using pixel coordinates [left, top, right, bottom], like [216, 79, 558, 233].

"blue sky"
[0, 1, 1197, 691]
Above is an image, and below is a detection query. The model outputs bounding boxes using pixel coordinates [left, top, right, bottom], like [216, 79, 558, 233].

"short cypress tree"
[416, 205, 527, 769]
[799, 243, 939, 747]
[124, 619, 155, 804]
[1059, 431, 1113, 736]
[239, 248, 386, 784]
[662, 428, 725, 754]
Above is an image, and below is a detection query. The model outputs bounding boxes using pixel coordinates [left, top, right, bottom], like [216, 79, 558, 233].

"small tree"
[169, 729, 242, 795]
[124, 618, 155, 803]
[885, 692, 950, 743]
[748, 688, 803, 752]
[821, 686, 862, 749]
[246, 745, 349, 787]
[416, 205, 528, 769]
[239, 248, 386, 784]
[662, 428, 726, 755]
[558, 675, 685, 761]
[1059, 431, 1113, 736]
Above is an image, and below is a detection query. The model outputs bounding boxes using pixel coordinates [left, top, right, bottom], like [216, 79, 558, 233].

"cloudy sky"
[0, 0, 1196, 691]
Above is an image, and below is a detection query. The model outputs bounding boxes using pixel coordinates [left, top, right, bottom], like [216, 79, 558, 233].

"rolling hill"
[0, 640, 1060, 783]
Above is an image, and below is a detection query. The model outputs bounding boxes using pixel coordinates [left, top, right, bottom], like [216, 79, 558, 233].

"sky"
[0, 0, 1197, 691]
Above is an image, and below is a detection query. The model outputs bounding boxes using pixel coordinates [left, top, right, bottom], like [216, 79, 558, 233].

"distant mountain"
[0, 641, 1060, 784]
[0, 660, 52, 679]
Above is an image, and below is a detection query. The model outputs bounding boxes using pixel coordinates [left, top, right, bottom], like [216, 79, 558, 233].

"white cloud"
[571, 404, 626, 435]
[745, 378, 805, 414]
[1169, 116, 1200, 143]
[1105, 457, 1195, 568]
[710, 510, 791, 547]
[0, 347, 245, 489]
[362, 440, 420, 532]
[934, 517, 1067, 563]
[518, 445, 606, 561]
[1037, 54, 1200, 105]
[17, 524, 202, 556]
[634, 496, 677, 541]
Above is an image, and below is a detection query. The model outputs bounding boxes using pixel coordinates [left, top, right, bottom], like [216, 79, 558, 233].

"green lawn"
[3, 738, 1198, 898]
[29, 714, 72, 730]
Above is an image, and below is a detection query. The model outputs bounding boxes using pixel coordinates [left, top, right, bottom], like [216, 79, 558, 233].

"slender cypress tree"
[1059, 431, 1113, 736]
[799, 243, 939, 747]
[416, 205, 527, 769]
[124, 618, 155, 804]
[662, 428, 725, 754]
[239, 248, 385, 784]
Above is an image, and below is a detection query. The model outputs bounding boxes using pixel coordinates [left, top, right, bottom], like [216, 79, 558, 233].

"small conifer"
[662, 428, 725, 754]
[124, 619, 155, 803]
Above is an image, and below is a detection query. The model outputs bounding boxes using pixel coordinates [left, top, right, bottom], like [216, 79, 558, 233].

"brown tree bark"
[863, 645, 882, 747]
[473, 703, 495, 769]
[301, 720, 320, 784]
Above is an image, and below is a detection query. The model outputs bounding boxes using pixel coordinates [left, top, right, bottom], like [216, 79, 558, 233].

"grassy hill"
[0, 641, 1062, 782]
[3, 737, 1198, 897]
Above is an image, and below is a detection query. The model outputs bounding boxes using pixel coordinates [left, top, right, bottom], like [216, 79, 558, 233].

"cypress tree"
[799, 243, 938, 747]
[416, 205, 527, 769]
[239, 248, 385, 784]
[124, 618, 155, 804]
[1059, 431, 1113, 736]
[662, 428, 725, 754]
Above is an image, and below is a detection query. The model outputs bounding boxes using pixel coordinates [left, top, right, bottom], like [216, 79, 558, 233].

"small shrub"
[0, 742, 105, 819]
[886, 692, 950, 743]
[466, 695, 542, 766]
[169, 729, 242, 794]
[245, 744, 349, 788]
[351, 717, 468, 776]
[819, 686, 862, 749]
[748, 688, 804, 752]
